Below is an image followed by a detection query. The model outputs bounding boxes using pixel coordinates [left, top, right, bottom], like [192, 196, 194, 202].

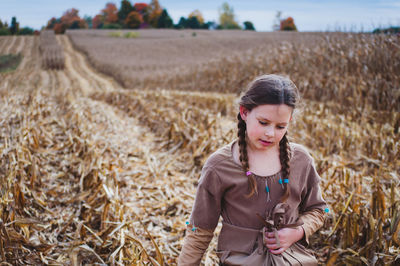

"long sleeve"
[299, 208, 325, 245]
[179, 165, 222, 265]
[295, 146, 328, 245]
[190, 166, 223, 230]
[178, 226, 214, 266]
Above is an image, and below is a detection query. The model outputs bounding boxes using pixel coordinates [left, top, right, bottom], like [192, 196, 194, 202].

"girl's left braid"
[279, 133, 291, 202]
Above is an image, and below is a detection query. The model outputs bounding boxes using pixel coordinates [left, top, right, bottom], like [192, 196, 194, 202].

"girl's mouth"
[259, 139, 273, 146]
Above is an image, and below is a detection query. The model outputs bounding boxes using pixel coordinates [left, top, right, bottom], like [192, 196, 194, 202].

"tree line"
[44, 0, 298, 34]
[45, 0, 257, 34]
[0, 17, 37, 36]
[0, 0, 299, 35]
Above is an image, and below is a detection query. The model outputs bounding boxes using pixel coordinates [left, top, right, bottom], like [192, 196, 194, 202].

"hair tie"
[279, 178, 284, 189]
[265, 182, 271, 201]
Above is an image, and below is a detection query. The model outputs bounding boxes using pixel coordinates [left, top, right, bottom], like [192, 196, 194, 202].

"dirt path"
[14, 36, 25, 54]
[0, 36, 12, 53]
[17, 36, 34, 71]
[3, 35, 17, 54]
[57, 35, 118, 95]
[0, 37, 8, 53]
[7, 36, 21, 54]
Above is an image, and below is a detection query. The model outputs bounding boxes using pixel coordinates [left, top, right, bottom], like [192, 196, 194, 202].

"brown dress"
[188, 140, 327, 265]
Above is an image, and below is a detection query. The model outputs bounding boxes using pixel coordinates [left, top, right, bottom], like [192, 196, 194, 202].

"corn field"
[39, 30, 65, 70]
[0, 30, 399, 265]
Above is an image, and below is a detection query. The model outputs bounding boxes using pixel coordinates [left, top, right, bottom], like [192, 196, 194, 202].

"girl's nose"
[264, 126, 274, 137]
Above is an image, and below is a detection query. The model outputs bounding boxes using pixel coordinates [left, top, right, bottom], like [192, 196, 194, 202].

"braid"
[237, 113, 258, 197]
[279, 133, 291, 202]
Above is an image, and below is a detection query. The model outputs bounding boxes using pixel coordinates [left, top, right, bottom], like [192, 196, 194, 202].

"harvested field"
[67, 30, 321, 89]
[0, 30, 399, 265]
[39, 30, 65, 70]
[68, 30, 400, 112]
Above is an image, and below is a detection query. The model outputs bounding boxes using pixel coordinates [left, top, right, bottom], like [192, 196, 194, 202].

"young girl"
[178, 74, 328, 266]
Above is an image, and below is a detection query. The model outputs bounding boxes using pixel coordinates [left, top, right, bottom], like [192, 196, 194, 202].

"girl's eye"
[259, 121, 268, 125]
[277, 126, 285, 129]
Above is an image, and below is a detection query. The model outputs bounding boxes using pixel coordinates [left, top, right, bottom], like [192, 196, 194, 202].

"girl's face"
[240, 104, 292, 151]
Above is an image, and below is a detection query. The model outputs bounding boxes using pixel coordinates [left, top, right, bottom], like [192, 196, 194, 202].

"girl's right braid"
[237, 113, 258, 197]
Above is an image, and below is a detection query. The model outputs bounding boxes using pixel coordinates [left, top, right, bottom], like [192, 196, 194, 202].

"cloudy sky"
[0, 0, 399, 31]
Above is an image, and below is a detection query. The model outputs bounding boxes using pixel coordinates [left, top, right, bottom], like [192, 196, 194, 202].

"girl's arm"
[179, 165, 222, 265]
[299, 208, 325, 245]
[178, 226, 214, 266]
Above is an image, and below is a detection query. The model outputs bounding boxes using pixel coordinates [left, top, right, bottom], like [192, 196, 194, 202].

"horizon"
[1, 0, 399, 32]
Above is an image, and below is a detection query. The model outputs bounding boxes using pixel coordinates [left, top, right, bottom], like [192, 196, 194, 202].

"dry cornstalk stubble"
[39, 30, 65, 70]
[68, 30, 399, 264]
[1, 30, 399, 265]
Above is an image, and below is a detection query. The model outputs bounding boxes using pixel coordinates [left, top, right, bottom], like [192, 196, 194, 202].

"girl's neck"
[233, 140, 281, 176]
[248, 145, 281, 176]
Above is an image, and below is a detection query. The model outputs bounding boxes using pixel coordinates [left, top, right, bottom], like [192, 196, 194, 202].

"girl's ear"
[239, 106, 248, 121]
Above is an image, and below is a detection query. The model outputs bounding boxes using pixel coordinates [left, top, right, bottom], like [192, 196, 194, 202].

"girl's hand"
[264, 226, 304, 254]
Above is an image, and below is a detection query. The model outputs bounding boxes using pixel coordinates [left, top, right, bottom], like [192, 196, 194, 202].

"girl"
[178, 74, 328, 265]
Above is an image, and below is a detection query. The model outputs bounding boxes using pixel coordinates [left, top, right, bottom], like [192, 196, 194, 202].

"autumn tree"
[218, 2, 240, 29]
[62, 9, 87, 32]
[125, 11, 143, 29]
[102, 3, 118, 25]
[148, 0, 162, 27]
[60, 8, 78, 24]
[157, 9, 173, 28]
[92, 14, 104, 29]
[46, 8, 87, 34]
[280, 17, 297, 31]
[134, 3, 150, 27]
[133, 3, 148, 13]
[118, 0, 134, 23]
[189, 10, 204, 25]
[46, 17, 58, 29]
[91, 3, 120, 29]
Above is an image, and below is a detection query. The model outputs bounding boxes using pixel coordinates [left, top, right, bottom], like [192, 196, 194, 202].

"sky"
[0, 0, 399, 32]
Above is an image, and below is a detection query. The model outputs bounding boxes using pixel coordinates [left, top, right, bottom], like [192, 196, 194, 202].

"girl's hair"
[237, 74, 299, 200]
